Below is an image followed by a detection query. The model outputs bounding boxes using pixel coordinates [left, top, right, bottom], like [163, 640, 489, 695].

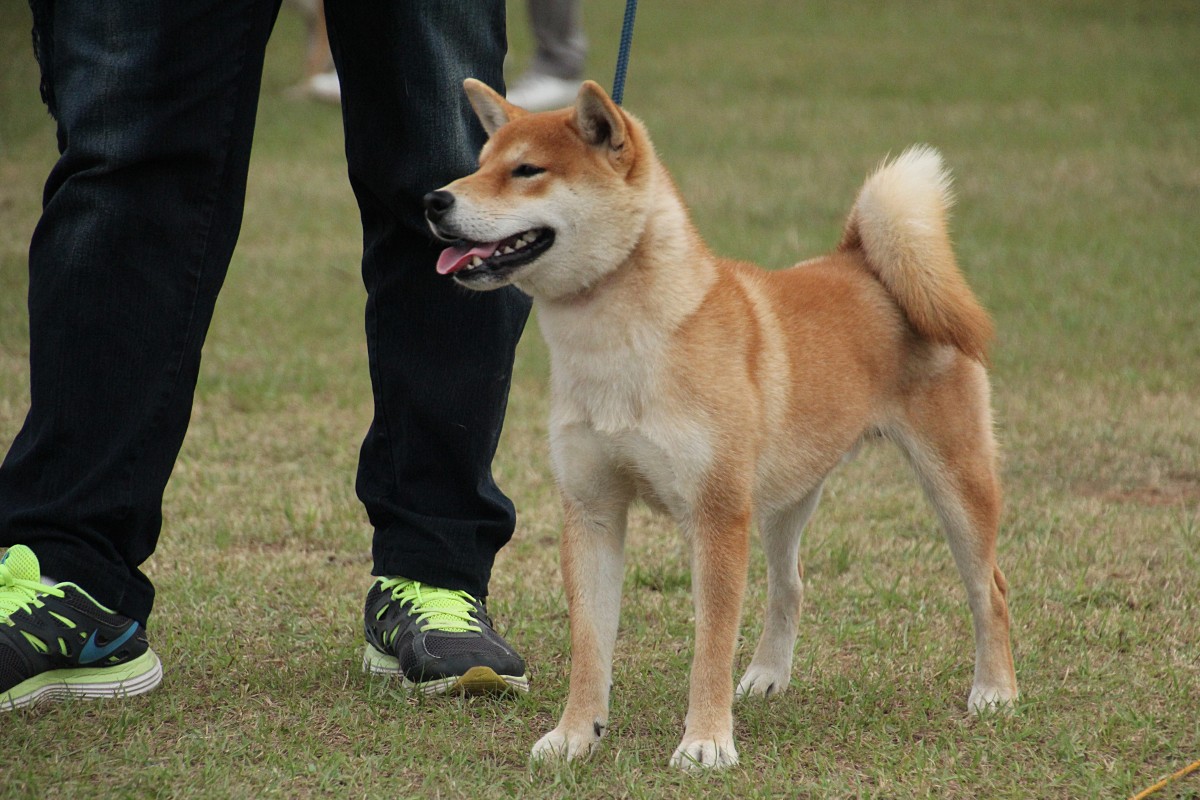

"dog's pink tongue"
[436, 241, 500, 275]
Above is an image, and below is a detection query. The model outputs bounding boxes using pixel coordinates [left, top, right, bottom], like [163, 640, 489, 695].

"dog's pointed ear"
[464, 78, 524, 138]
[573, 80, 627, 151]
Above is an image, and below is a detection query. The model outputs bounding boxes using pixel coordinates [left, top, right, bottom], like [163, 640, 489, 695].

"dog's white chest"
[552, 410, 713, 521]
[619, 424, 710, 517]
[553, 357, 650, 434]
[542, 306, 665, 432]
[540, 288, 717, 519]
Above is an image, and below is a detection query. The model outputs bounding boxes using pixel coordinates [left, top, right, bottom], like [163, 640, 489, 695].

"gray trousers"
[526, 0, 586, 79]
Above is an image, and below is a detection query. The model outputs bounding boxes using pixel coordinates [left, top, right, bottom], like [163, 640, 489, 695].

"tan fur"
[839, 147, 994, 363]
[433, 80, 1018, 771]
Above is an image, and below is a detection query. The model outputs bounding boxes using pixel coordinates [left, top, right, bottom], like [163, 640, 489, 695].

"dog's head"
[425, 79, 651, 300]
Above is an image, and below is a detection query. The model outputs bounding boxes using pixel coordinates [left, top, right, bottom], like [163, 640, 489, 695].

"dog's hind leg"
[893, 361, 1018, 714]
[531, 494, 630, 763]
[736, 481, 825, 699]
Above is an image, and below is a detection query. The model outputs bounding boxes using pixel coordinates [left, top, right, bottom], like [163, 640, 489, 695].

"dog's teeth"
[469, 257, 483, 268]
[501, 247, 514, 254]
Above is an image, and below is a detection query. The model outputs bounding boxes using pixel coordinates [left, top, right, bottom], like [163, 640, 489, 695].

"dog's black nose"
[423, 190, 455, 222]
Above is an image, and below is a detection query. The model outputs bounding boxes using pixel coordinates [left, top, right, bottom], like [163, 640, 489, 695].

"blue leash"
[611, 0, 638, 105]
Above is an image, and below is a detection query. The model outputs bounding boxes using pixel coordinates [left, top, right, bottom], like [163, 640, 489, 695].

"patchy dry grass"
[1, 1, 1198, 798]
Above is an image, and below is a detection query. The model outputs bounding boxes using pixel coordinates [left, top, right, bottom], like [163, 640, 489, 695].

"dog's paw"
[967, 685, 1018, 715]
[669, 735, 739, 771]
[530, 724, 602, 764]
[735, 664, 790, 699]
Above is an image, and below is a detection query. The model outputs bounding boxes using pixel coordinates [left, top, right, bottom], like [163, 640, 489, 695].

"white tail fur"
[840, 146, 993, 362]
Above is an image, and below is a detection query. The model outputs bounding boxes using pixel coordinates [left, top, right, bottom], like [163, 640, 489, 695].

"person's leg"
[297, 0, 341, 104]
[528, 0, 587, 81]
[0, 0, 282, 626]
[325, 0, 531, 601]
[506, 0, 587, 111]
[325, 0, 532, 693]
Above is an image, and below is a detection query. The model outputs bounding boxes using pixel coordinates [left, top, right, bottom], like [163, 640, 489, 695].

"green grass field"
[1, 2, 1198, 797]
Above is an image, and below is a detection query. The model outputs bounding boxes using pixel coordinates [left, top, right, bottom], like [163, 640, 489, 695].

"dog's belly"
[555, 412, 871, 524]
[752, 431, 863, 513]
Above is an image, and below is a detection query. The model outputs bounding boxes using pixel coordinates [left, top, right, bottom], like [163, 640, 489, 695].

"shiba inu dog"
[425, 79, 1018, 770]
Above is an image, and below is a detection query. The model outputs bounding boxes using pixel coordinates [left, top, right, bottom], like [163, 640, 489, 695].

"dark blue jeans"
[1, 0, 531, 626]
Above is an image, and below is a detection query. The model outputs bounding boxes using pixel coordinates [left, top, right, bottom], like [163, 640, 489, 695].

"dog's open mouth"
[435, 228, 555, 279]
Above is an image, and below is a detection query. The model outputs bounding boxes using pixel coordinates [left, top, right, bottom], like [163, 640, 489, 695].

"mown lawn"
[1, 2, 1197, 797]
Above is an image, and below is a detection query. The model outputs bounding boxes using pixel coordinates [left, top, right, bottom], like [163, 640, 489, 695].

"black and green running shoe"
[0, 545, 162, 711]
[363, 577, 529, 695]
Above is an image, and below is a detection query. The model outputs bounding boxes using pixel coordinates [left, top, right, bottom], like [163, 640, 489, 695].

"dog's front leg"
[532, 496, 629, 763]
[670, 497, 752, 771]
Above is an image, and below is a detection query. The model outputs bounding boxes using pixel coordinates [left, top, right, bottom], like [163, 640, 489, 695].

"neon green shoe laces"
[375, 577, 482, 634]
[0, 545, 65, 622]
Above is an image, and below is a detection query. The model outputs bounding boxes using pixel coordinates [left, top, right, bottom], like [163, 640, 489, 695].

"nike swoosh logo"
[79, 622, 139, 665]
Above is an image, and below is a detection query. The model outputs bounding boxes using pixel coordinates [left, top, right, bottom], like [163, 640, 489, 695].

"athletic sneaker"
[362, 576, 529, 695]
[505, 72, 583, 112]
[0, 545, 163, 711]
[304, 69, 341, 104]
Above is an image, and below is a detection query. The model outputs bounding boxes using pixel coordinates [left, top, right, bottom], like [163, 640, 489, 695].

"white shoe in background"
[505, 73, 583, 112]
[306, 70, 341, 104]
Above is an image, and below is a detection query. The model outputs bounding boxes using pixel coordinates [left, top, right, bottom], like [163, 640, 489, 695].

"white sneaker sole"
[0, 650, 163, 711]
[362, 645, 529, 695]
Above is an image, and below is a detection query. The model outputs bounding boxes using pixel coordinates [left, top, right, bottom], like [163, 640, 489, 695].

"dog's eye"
[511, 164, 546, 178]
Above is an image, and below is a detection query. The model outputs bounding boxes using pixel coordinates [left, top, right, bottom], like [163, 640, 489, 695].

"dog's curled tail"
[839, 145, 993, 363]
